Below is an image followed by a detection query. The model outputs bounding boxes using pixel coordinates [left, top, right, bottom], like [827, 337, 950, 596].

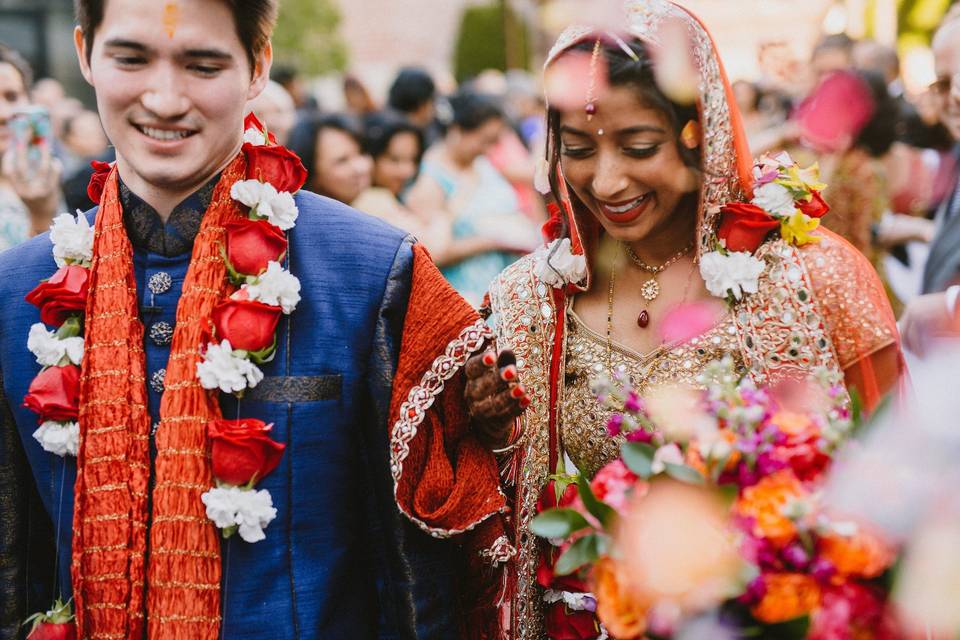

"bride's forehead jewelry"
[597, 128, 605, 136]
[611, 34, 640, 62]
[585, 38, 603, 121]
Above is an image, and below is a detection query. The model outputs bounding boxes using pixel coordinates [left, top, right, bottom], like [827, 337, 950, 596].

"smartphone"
[9, 106, 51, 173]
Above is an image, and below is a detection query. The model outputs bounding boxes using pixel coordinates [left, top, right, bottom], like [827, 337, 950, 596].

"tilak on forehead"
[163, 1, 179, 38]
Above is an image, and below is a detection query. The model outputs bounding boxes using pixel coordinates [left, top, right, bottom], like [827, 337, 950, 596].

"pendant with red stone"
[637, 310, 650, 328]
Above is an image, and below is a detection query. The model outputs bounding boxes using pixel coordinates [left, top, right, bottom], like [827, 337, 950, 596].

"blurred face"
[74, 0, 270, 200]
[0, 62, 29, 155]
[932, 21, 960, 141]
[65, 111, 109, 158]
[558, 85, 699, 246]
[812, 47, 852, 82]
[313, 127, 371, 203]
[373, 131, 420, 196]
[450, 117, 503, 164]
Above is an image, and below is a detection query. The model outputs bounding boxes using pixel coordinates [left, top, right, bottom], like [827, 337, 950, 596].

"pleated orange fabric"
[73, 154, 246, 639]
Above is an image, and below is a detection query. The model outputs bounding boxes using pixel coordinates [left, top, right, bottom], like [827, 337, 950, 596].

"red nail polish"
[511, 385, 525, 399]
[502, 366, 517, 381]
[482, 352, 496, 366]
[519, 397, 531, 408]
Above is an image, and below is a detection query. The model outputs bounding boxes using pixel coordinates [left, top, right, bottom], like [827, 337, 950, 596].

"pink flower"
[590, 460, 644, 513]
[659, 301, 725, 344]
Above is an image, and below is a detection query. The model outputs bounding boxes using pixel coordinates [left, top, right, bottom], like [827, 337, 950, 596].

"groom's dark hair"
[74, 0, 278, 70]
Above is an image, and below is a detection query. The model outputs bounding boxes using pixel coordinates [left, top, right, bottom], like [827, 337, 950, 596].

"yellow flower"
[775, 163, 828, 196]
[780, 212, 821, 246]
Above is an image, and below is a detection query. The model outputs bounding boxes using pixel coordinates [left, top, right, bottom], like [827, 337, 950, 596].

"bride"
[464, 1, 904, 637]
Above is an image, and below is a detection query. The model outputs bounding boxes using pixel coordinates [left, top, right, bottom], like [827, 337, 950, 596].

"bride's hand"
[464, 348, 529, 449]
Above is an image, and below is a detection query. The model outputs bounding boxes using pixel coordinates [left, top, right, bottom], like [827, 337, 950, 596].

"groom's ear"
[74, 26, 94, 86]
[247, 41, 273, 102]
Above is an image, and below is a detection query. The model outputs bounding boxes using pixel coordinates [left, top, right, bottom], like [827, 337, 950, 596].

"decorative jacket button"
[150, 369, 166, 394]
[148, 272, 173, 295]
[150, 321, 174, 346]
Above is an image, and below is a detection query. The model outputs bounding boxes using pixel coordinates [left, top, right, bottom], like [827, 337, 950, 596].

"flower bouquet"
[531, 358, 901, 639]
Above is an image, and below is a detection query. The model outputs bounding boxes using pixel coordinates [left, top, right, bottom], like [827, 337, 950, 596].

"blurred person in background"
[0, 43, 61, 251]
[343, 73, 377, 117]
[406, 89, 538, 306]
[901, 6, 960, 355]
[272, 63, 318, 117]
[245, 79, 296, 145]
[287, 112, 371, 206]
[60, 109, 109, 175]
[353, 110, 448, 248]
[811, 33, 855, 84]
[387, 66, 441, 146]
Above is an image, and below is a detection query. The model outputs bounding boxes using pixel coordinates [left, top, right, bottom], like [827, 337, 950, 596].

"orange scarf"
[73, 155, 246, 639]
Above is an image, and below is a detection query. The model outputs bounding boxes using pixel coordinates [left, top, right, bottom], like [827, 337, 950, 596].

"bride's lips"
[597, 193, 653, 224]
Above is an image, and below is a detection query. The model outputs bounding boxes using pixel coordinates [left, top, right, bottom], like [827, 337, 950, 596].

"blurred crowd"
[1, 9, 959, 330]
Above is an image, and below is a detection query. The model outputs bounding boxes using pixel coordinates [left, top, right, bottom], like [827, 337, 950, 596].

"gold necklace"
[624, 241, 694, 303]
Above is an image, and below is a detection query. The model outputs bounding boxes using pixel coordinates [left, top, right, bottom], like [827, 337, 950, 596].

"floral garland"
[701, 151, 829, 301]
[532, 151, 830, 301]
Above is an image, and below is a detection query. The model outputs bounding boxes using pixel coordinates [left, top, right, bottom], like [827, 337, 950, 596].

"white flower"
[49, 212, 94, 267]
[196, 339, 264, 393]
[230, 180, 299, 230]
[245, 261, 301, 314]
[534, 157, 552, 195]
[651, 443, 684, 474]
[27, 323, 84, 367]
[751, 182, 797, 217]
[533, 238, 587, 288]
[33, 421, 79, 457]
[243, 127, 267, 146]
[700, 251, 765, 300]
[201, 485, 278, 543]
[543, 590, 597, 612]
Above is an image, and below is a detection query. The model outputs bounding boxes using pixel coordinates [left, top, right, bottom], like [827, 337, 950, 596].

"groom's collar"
[119, 175, 219, 257]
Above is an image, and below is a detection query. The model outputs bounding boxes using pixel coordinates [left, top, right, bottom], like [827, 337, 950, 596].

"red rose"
[225, 218, 288, 277]
[23, 365, 80, 423]
[243, 112, 278, 145]
[86, 160, 112, 205]
[208, 418, 286, 486]
[544, 601, 603, 640]
[798, 191, 830, 219]
[536, 480, 590, 592]
[28, 622, 77, 640]
[25, 265, 90, 326]
[717, 202, 780, 253]
[212, 298, 281, 352]
[242, 144, 308, 194]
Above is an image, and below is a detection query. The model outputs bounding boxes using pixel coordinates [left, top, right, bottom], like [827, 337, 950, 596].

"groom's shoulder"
[292, 190, 410, 258]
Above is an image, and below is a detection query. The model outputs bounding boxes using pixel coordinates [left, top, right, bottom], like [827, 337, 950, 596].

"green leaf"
[554, 533, 600, 576]
[530, 508, 590, 539]
[761, 615, 810, 640]
[664, 463, 706, 485]
[621, 442, 655, 478]
[577, 474, 616, 530]
[55, 316, 82, 339]
[247, 335, 279, 365]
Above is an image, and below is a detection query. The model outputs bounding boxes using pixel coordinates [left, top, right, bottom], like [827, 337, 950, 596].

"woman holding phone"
[0, 43, 62, 251]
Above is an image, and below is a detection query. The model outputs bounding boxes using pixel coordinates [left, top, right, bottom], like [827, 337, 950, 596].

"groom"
[0, 1, 524, 638]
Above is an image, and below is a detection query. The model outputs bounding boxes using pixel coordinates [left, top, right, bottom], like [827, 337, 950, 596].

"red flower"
[242, 143, 308, 194]
[536, 480, 589, 593]
[208, 418, 286, 486]
[86, 160, 112, 205]
[212, 298, 281, 353]
[225, 218, 288, 277]
[718, 202, 780, 253]
[544, 601, 603, 640]
[798, 191, 830, 219]
[23, 365, 80, 423]
[542, 203, 564, 241]
[244, 112, 278, 145]
[27, 622, 77, 640]
[809, 583, 897, 640]
[25, 265, 89, 326]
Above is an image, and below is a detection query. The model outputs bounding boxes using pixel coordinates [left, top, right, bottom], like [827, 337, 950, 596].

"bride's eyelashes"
[559, 143, 662, 159]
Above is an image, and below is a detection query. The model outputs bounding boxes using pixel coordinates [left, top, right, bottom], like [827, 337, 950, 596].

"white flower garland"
[699, 250, 765, 301]
[534, 238, 587, 288]
[33, 421, 79, 457]
[196, 339, 265, 393]
[49, 212, 94, 268]
[27, 323, 83, 367]
[201, 485, 278, 543]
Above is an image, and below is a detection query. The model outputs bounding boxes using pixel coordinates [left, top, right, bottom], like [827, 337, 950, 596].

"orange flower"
[593, 557, 649, 640]
[734, 470, 808, 548]
[819, 528, 895, 580]
[752, 573, 821, 623]
[771, 411, 815, 437]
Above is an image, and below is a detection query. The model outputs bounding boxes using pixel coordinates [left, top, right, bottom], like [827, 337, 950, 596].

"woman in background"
[287, 113, 371, 206]
[406, 90, 538, 306]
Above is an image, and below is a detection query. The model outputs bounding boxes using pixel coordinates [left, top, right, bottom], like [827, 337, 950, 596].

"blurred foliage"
[272, 0, 347, 76]
[864, 0, 955, 48]
[453, 0, 531, 83]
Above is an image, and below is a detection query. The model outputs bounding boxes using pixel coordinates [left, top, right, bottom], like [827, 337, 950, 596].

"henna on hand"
[464, 348, 528, 448]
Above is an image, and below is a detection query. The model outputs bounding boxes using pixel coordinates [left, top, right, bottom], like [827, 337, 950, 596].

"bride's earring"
[680, 120, 701, 149]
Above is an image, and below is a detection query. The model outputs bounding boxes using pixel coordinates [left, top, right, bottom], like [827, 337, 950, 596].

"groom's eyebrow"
[102, 38, 150, 52]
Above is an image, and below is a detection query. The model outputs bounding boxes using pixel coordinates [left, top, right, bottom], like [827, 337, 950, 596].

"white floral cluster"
[197, 339, 265, 393]
[243, 261, 302, 314]
[534, 238, 588, 288]
[32, 421, 79, 457]
[27, 323, 83, 367]
[699, 250, 765, 301]
[49, 212, 94, 267]
[201, 485, 278, 543]
[243, 126, 268, 147]
[231, 180, 299, 231]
